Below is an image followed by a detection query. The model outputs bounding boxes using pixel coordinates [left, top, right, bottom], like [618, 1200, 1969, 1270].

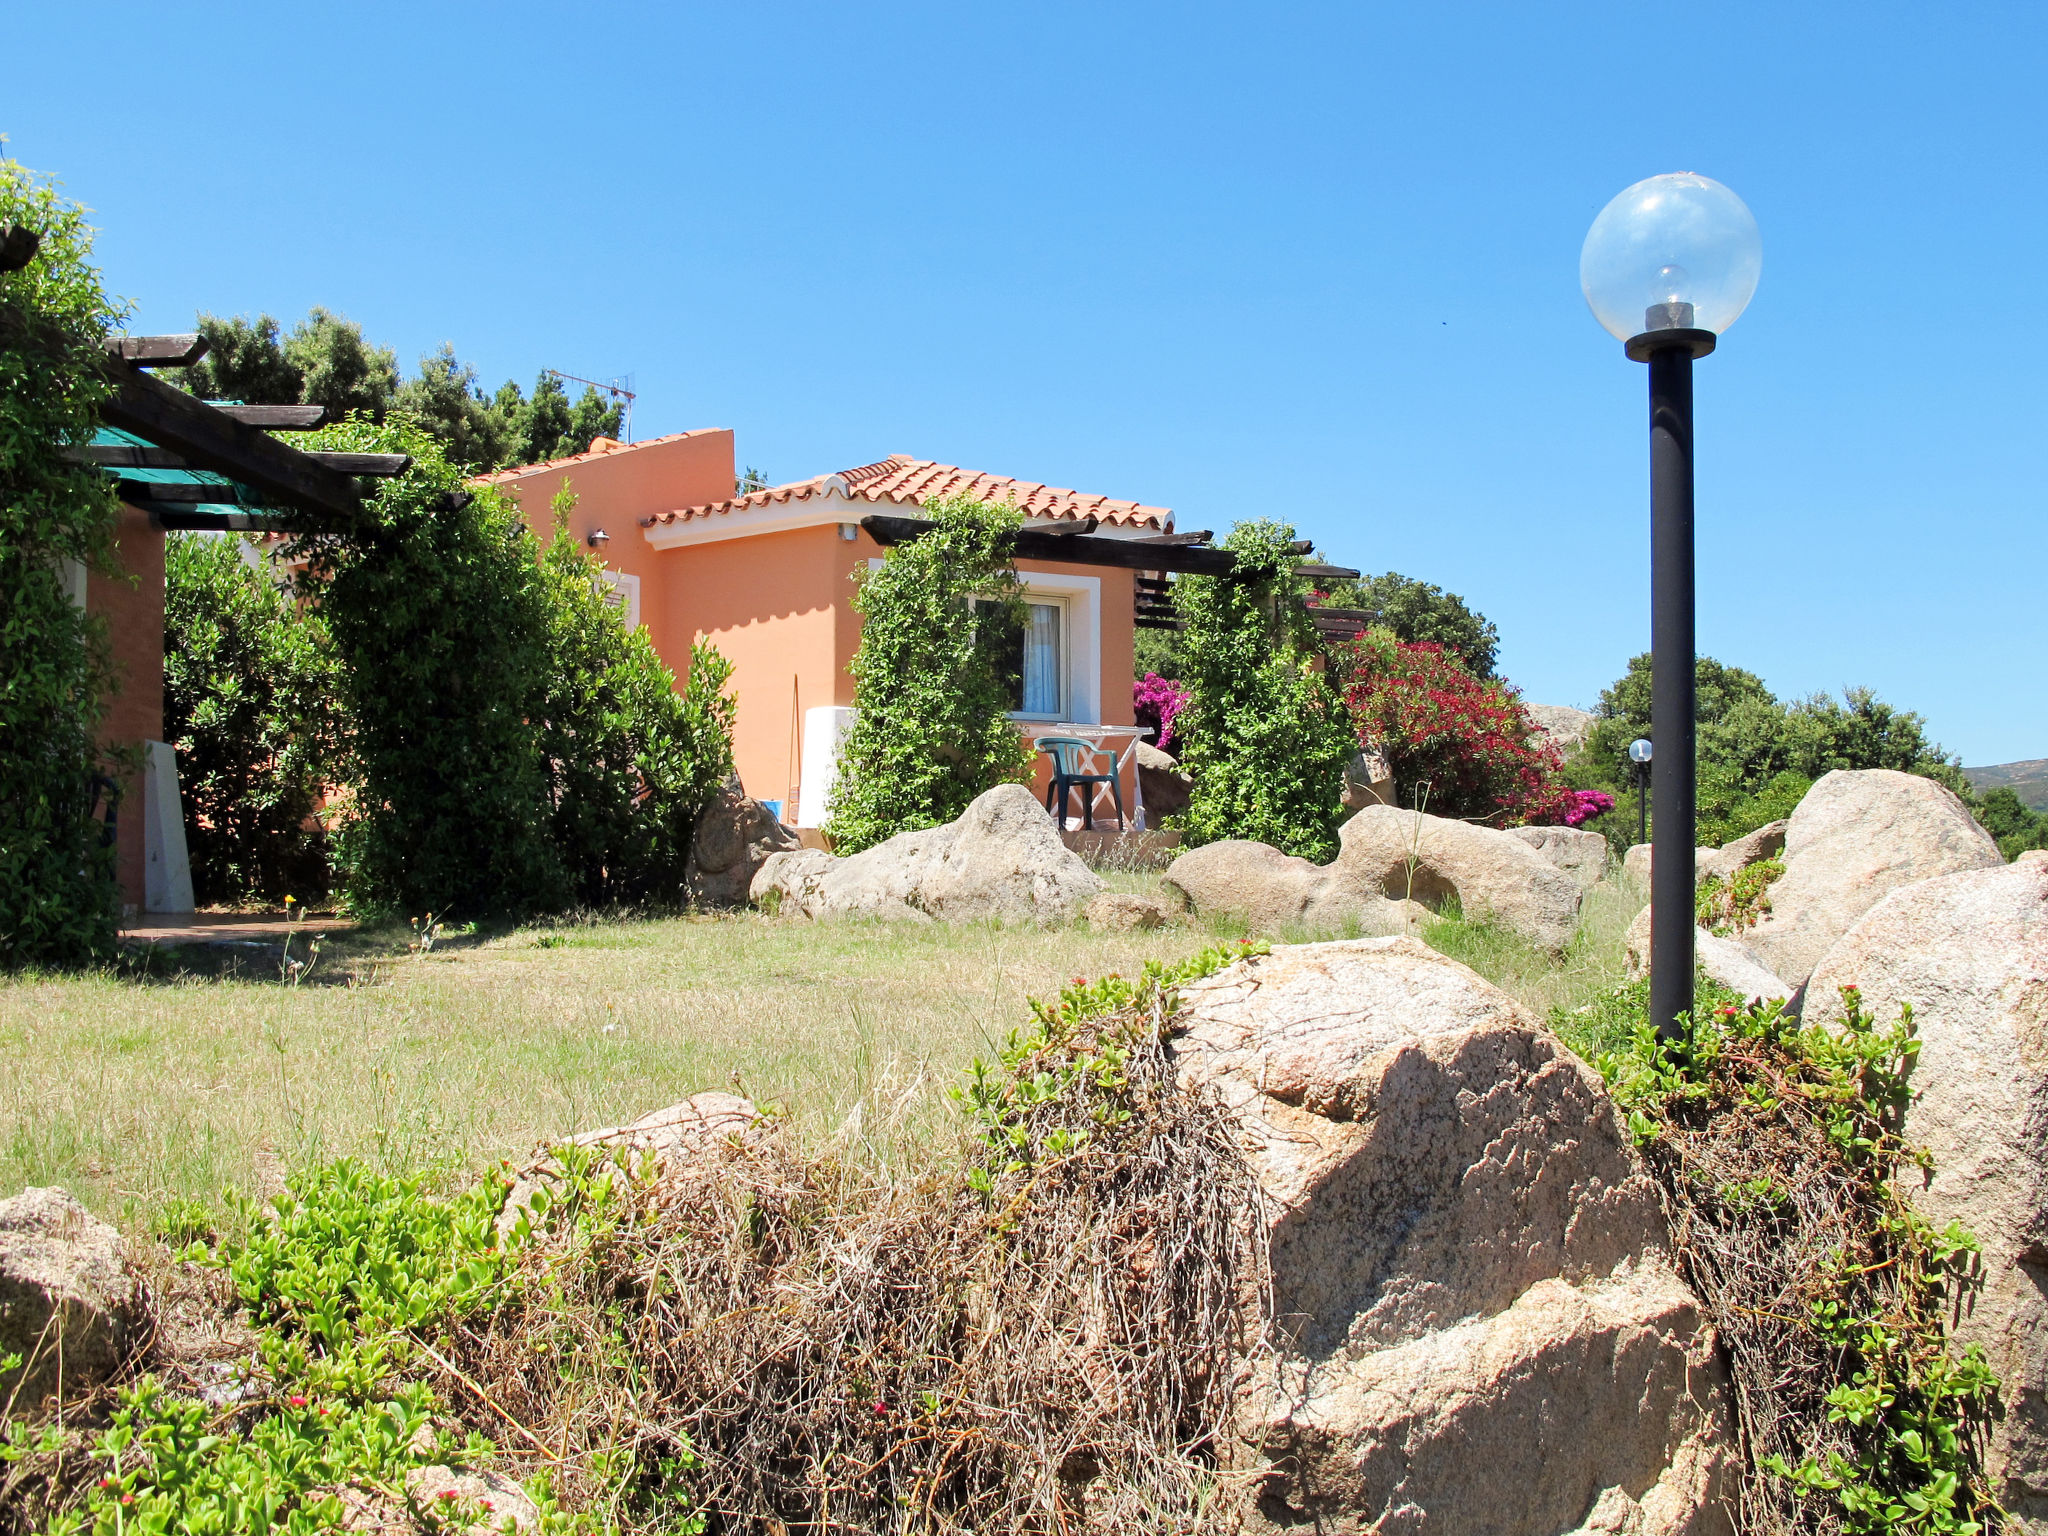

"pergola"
[857, 513, 1367, 640]
[68, 332, 411, 526]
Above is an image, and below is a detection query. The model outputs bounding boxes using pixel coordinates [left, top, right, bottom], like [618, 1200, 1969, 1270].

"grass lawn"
[0, 871, 1646, 1234]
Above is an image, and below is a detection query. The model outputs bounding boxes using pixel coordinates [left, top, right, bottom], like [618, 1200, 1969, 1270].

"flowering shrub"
[1562, 788, 1615, 827]
[1335, 629, 1578, 826]
[1132, 672, 1189, 750]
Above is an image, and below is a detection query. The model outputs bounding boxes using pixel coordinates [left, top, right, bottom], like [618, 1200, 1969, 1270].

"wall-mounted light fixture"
[838, 523, 859, 542]
[585, 528, 611, 550]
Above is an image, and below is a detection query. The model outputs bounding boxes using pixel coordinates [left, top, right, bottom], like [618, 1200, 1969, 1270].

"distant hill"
[1965, 759, 2048, 812]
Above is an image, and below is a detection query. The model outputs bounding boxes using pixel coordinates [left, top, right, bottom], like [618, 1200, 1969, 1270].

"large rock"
[1335, 806, 1585, 953]
[1163, 809, 1585, 953]
[1622, 908, 1792, 1004]
[1804, 859, 2048, 1522]
[0, 1187, 146, 1401]
[1696, 819, 1787, 884]
[1170, 939, 1734, 1534]
[1528, 703, 1597, 755]
[1510, 824, 1612, 893]
[501, 1093, 762, 1237]
[1162, 840, 1417, 935]
[1134, 740, 1192, 821]
[1746, 770, 2002, 991]
[1341, 750, 1396, 813]
[684, 777, 801, 907]
[750, 785, 1103, 924]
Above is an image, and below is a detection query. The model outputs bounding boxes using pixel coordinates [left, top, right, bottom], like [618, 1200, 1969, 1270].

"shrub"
[1132, 670, 1189, 750]
[535, 485, 735, 906]
[0, 159, 124, 966]
[1977, 785, 2048, 861]
[1572, 652, 1972, 853]
[163, 533, 341, 904]
[1173, 520, 1355, 860]
[825, 493, 1034, 855]
[290, 423, 734, 919]
[1311, 567, 1500, 677]
[1334, 628, 1575, 826]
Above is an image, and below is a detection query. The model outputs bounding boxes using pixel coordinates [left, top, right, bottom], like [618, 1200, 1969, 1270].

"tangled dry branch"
[442, 997, 1274, 1534]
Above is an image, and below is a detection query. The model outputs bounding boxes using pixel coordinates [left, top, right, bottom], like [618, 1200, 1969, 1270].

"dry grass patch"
[0, 908, 1240, 1234]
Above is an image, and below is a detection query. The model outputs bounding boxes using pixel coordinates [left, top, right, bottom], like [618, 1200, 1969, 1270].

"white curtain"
[1021, 602, 1062, 716]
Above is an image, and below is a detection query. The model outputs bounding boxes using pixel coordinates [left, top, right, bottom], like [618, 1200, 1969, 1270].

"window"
[595, 570, 641, 630]
[975, 598, 1068, 719]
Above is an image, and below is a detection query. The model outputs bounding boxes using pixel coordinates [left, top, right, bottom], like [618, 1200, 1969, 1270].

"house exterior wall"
[93, 500, 165, 911]
[495, 440, 1147, 825]
[487, 430, 738, 651]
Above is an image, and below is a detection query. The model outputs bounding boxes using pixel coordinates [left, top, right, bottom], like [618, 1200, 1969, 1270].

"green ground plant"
[1173, 520, 1355, 860]
[0, 159, 124, 966]
[825, 493, 1033, 854]
[1599, 986, 1999, 1533]
[163, 534, 341, 905]
[1695, 856, 1785, 935]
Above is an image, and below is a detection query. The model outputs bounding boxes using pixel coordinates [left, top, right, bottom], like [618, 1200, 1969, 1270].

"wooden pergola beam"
[140, 505, 290, 533]
[106, 334, 209, 367]
[71, 443, 411, 476]
[860, 514, 1242, 577]
[98, 367, 360, 522]
[212, 404, 327, 430]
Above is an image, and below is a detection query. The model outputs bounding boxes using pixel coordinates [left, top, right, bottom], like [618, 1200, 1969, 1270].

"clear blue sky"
[9, 2, 2042, 763]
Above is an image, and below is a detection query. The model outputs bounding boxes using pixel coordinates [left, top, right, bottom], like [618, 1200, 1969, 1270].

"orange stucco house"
[481, 432, 1173, 829]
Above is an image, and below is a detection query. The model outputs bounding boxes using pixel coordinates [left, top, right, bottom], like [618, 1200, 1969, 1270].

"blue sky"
[9, 2, 2042, 763]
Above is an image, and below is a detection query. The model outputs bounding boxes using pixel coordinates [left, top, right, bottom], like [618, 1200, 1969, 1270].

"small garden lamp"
[585, 528, 611, 551]
[1628, 738, 1653, 848]
[1583, 173, 1760, 1043]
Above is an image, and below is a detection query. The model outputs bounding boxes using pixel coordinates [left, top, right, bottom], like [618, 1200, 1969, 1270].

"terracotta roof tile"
[642, 454, 1171, 531]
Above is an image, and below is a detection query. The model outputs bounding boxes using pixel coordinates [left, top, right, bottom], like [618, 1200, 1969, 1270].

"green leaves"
[0, 157, 124, 967]
[826, 494, 1034, 854]
[1173, 520, 1354, 861]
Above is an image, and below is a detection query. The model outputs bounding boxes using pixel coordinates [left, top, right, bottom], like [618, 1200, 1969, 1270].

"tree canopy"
[1313, 568, 1500, 678]
[170, 309, 623, 473]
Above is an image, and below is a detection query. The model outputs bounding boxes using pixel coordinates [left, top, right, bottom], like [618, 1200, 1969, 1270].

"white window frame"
[1007, 595, 1070, 723]
[596, 569, 642, 630]
[869, 561, 1102, 725]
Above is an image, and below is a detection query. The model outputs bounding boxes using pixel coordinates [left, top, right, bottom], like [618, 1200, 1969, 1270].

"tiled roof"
[641, 454, 1171, 531]
[472, 429, 717, 485]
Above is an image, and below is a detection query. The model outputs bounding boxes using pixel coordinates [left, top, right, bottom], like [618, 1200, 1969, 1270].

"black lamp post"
[1628, 738, 1652, 848]
[1583, 173, 1761, 1043]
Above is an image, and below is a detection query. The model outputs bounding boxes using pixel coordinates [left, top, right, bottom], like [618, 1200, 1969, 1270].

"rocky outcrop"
[1170, 939, 1734, 1534]
[1082, 891, 1170, 931]
[1804, 859, 2048, 1522]
[684, 777, 801, 907]
[0, 1186, 146, 1402]
[1528, 703, 1598, 756]
[1341, 750, 1396, 813]
[1696, 819, 1787, 884]
[1134, 740, 1192, 821]
[1511, 824, 1612, 893]
[750, 785, 1103, 924]
[1334, 806, 1586, 953]
[1623, 909, 1792, 1004]
[331, 1466, 542, 1533]
[1162, 840, 1420, 935]
[501, 1093, 762, 1237]
[1746, 770, 2002, 991]
[1163, 809, 1585, 952]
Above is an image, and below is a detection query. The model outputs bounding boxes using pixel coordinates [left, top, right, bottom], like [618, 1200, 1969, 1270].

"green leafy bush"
[825, 493, 1033, 855]
[0, 159, 123, 966]
[535, 487, 734, 906]
[1570, 653, 1972, 855]
[1311, 567, 1500, 677]
[1173, 520, 1355, 860]
[1976, 785, 2048, 861]
[291, 422, 735, 920]
[1596, 987, 2000, 1532]
[163, 533, 340, 904]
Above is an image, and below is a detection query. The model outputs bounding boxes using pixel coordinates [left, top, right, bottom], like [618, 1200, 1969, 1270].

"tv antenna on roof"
[542, 368, 637, 443]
